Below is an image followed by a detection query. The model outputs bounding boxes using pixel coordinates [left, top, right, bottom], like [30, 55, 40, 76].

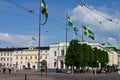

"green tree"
[65, 40, 109, 73]
[87, 45, 94, 67]
[92, 48, 109, 68]
[99, 50, 109, 67]
[92, 48, 99, 67]
[65, 39, 81, 73]
[81, 44, 90, 67]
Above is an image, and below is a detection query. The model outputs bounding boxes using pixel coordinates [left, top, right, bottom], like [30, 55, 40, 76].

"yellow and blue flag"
[83, 26, 95, 40]
[41, 0, 48, 25]
[67, 16, 78, 35]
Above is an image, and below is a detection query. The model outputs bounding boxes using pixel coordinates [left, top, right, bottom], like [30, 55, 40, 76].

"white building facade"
[48, 42, 69, 69]
[48, 42, 119, 69]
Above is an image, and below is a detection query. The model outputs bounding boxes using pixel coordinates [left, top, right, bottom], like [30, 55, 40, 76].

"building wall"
[40, 42, 118, 69]
[0, 51, 13, 68]
[14, 48, 49, 70]
[85, 42, 118, 66]
[0, 47, 49, 70]
[14, 50, 37, 70]
[48, 43, 68, 69]
[0, 42, 119, 70]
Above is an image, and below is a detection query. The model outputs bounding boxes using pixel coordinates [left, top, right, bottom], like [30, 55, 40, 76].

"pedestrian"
[0, 67, 1, 73]
[8, 66, 11, 74]
[3, 67, 6, 73]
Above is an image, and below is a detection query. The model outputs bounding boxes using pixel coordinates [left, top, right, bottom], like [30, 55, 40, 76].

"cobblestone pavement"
[0, 70, 120, 80]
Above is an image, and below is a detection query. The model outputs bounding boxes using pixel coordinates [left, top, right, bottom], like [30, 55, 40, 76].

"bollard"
[25, 74, 27, 80]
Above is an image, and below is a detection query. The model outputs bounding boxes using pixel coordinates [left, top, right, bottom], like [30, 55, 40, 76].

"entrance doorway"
[27, 63, 31, 69]
[60, 60, 63, 69]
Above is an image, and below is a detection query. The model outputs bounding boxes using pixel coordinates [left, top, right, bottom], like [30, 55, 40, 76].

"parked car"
[56, 69, 62, 73]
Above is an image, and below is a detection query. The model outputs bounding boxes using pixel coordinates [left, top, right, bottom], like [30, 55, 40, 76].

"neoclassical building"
[0, 48, 13, 68]
[0, 46, 49, 70]
[48, 42, 69, 69]
[0, 42, 119, 70]
[82, 42, 118, 66]
[48, 42, 119, 69]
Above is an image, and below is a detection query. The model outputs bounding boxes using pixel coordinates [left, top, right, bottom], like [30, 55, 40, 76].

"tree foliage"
[65, 39, 109, 69]
[65, 39, 80, 67]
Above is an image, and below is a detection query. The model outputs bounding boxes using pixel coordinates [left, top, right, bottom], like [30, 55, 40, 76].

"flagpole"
[66, 12, 68, 69]
[82, 25, 84, 42]
[66, 12, 67, 55]
[37, 0, 41, 72]
[73, 31, 75, 39]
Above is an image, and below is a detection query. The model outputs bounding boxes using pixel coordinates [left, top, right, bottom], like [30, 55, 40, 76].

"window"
[35, 56, 37, 59]
[1, 53, 2, 56]
[7, 63, 9, 66]
[61, 49, 64, 56]
[45, 55, 47, 59]
[16, 56, 18, 59]
[16, 62, 18, 65]
[21, 56, 23, 59]
[54, 51, 57, 56]
[10, 53, 12, 56]
[1, 58, 4, 61]
[54, 62, 56, 67]
[4, 63, 5, 66]
[26, 56, 27, 60]
[10, 57, 12, 61]
[1, 58, 2, 61]
[4, 58, 5, 61]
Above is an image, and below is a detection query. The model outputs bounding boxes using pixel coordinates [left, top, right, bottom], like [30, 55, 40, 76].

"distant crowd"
[0, 65, 19, 74]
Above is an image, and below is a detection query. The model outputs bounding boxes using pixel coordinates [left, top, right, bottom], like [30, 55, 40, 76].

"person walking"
[3, 67, 6, 73]
[8, 66, 11, 74]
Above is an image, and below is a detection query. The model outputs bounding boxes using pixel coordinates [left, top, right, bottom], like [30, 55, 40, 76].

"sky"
[0, 0, 120, 48]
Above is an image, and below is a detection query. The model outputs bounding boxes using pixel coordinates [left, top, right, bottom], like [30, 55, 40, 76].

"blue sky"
[0, 0, 120, 48]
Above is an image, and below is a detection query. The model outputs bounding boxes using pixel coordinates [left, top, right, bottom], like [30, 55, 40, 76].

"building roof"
[0, 46, 49, 51]
[104, 43, 120, 50]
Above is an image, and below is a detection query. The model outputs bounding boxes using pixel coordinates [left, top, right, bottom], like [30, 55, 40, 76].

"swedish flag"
[41, 0, 48, 25]
[67, 16, 78, 35]
[83, 26, 95, 40]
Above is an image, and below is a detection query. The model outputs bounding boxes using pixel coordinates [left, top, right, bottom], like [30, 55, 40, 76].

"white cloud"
[0, 33, 49, 47]
[70, 5, 120, 31]
[70, 5, 120, 43]
[107, 37, 117, 44]
[0, 33, 10, 41]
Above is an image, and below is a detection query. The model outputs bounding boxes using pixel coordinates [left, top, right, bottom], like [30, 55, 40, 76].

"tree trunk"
[71, 65, 74, 74]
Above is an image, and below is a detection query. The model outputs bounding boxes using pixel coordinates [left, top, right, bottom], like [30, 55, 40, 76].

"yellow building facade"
[0, 46, 49, 70]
